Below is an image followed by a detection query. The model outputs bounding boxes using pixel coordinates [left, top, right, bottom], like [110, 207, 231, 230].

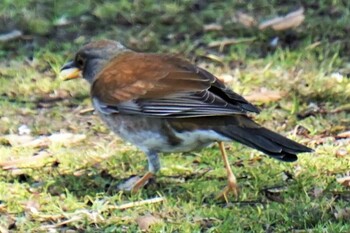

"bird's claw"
[216, 181, 239, 202]
[117, 172, 154, 193]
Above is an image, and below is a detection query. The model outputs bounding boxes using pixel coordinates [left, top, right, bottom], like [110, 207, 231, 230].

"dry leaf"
[245, 89, 285, 103]
[2, 134, 34, 146]
[73, 169, 86, 177]
[336, 148, 348, 158]
[48, 133, 86, 144]
[24, 200, 40, 214]
[235, 12, 257, 27]
[337, 176, 350, 187]
[259, 8, 305, 31]
[136, 214, 162, 231]
[337, 131, 350, 139]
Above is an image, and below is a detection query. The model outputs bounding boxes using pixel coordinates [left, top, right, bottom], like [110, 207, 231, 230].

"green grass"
[1, 0, 350, 232]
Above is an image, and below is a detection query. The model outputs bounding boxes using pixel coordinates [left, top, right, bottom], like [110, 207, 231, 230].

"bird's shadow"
[8, 162, 294, 207]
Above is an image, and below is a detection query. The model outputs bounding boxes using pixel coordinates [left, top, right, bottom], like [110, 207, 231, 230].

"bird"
[60, 39, 312, 199]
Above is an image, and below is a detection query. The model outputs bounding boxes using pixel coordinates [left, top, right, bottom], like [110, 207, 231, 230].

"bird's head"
[60, 40, 127, 84]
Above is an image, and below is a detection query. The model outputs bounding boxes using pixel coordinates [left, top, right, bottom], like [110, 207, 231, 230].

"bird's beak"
[60, 61, 82, 80]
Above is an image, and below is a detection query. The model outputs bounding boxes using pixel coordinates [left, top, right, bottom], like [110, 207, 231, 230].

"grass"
[1, 0, 350, 232]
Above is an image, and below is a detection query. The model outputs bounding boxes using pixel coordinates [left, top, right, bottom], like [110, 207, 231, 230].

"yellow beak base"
[60, 67, 82, 80]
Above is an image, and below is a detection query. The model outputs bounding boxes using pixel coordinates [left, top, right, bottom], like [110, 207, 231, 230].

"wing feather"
[91, 52, 259, 118]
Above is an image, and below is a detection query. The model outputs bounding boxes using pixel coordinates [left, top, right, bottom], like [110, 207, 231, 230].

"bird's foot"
[117, 172, 154, 193]
[216, 173, 239, 202]
[216, 142, 239, 202]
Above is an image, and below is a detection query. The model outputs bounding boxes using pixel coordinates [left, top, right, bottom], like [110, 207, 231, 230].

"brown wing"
[91, 51, 259, 117]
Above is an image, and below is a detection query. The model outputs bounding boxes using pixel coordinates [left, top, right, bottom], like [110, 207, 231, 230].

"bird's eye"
[76, 56, 85, 67]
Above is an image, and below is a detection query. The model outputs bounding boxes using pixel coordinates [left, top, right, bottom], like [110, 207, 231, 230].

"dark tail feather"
[221, 118, 313, 162]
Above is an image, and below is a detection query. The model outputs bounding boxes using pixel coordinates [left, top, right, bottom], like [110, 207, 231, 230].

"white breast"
[169, 129, 231, 152]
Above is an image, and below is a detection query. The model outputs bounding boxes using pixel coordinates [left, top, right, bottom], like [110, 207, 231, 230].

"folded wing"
[92, 52, 259, 117]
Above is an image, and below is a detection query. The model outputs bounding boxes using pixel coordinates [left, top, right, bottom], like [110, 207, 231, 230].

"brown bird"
[60, 40, 312, 199]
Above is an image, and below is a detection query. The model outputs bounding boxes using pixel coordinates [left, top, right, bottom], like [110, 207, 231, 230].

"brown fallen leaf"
[259, 8, 305, 31]
[337, 175, 350, 187]
[337, 131, 350, 139]
[136, 214, 162, 231]
[245, 89, 285, 103]
[336, 148, 348, 158]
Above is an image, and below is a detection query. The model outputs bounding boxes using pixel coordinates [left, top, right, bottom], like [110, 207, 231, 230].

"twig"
[79, 107, 95, 114]
[108, 196, 166, 210]
[35, 211, 132, 231]
[208, 38, 256, 52]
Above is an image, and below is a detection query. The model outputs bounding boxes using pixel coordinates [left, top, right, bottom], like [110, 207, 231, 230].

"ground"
[0, 1, 350, 232]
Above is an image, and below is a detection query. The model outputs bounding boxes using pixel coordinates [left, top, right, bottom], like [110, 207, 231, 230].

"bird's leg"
[130, 172, 154, 193]
[216, 141, 239, 201]
[131, 151, 160, 193]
